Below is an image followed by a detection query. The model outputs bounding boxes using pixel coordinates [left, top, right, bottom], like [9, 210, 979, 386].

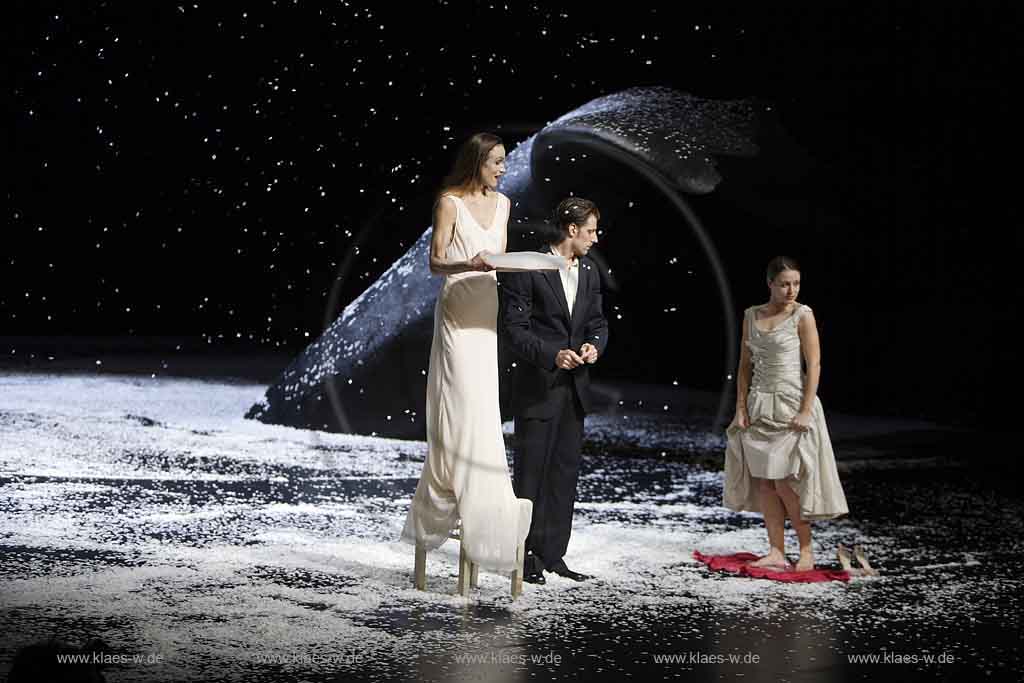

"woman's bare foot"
[795, 548, 815, 571]
[749, 550, 789, 569]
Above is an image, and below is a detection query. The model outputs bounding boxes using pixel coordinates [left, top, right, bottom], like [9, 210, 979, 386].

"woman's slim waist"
[748, 372, 804, 395]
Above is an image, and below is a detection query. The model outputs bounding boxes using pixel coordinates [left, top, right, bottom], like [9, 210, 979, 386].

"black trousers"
[512, 379, 585, 573]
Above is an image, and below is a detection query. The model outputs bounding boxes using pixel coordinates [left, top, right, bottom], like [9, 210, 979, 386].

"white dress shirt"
[550, 247, 579, 313]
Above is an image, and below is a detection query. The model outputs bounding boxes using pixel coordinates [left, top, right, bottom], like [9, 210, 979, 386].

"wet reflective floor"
[0, 373, 1020, 682]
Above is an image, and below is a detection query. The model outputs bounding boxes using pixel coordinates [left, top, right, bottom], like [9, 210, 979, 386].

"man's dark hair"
[550, 197, 600, 241]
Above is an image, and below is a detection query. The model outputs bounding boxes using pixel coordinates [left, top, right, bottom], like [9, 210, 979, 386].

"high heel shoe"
[837, 543, 855, 572]
[853, 544, 880, 576]
[837, 543, 867, 576]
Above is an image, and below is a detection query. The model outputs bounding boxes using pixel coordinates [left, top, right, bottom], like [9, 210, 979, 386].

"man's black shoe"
[523, 570, 546, 585]
[549, 565, 592, 582]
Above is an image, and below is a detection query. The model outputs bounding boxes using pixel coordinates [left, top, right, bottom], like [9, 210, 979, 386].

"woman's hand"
[789, 410, 813, 433]
[731, 406, 750, 430]
[468, 250, 495, 272]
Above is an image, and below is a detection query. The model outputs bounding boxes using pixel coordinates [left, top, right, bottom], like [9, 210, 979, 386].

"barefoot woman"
[723, 256, 848, 571]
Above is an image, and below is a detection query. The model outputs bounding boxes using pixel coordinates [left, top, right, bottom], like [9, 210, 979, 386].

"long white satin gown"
[400, 192, 533, 572]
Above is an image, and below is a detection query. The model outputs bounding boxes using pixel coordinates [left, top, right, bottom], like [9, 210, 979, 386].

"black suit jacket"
[498, 247, 609, 419]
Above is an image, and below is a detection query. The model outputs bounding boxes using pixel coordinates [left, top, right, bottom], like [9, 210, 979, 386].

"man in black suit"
[498, 197, 609, 584]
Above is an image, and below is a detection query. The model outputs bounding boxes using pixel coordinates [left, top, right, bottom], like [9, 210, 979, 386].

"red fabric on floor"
[693, 550, 850, 583]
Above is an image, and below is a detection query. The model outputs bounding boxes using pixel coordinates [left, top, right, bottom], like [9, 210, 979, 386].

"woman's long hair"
[437, 132, 503, 201]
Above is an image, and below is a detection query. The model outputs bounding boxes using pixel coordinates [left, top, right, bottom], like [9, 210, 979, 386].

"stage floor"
[1, 372, 1020, 681]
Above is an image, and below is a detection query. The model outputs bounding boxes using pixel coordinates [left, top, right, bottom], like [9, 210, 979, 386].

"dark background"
[5, 1, 1016, 426]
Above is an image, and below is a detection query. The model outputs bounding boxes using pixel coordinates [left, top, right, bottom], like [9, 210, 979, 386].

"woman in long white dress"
[723, 256, 848, 571]
[400, 133, 533, 572]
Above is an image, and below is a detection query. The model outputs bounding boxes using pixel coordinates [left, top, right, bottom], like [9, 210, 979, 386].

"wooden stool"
[414, 522, 525, 598]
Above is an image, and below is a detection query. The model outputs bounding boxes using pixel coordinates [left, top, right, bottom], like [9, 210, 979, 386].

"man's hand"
[579, 343, 598, 364]
[556, 349, 584, 370]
